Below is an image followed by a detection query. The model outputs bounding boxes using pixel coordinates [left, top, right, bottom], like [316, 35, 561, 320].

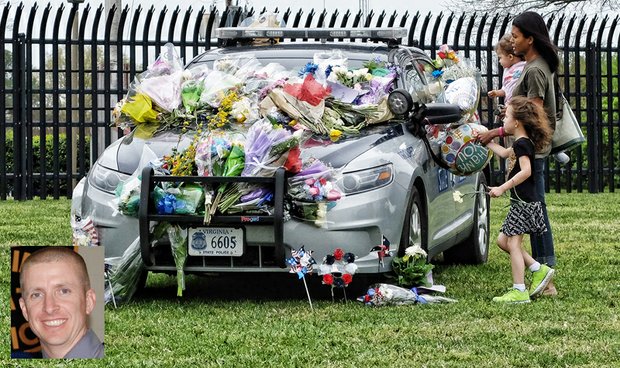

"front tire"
[399, 186, 428, 256]
[444, 174, 490, 264]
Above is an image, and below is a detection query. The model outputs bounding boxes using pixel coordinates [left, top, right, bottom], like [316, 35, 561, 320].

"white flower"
[353, 68, 368, 77]
[319, 264, 331, 275]
[344, 262, 358, 275]
[452, 190, 464, 203]
[181, 70, 193, 81]
[405, 244, 427, 258]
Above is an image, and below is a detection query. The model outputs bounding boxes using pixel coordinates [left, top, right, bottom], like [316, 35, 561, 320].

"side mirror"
[388, 89, 463, 125]
[424, 103, 462, 125]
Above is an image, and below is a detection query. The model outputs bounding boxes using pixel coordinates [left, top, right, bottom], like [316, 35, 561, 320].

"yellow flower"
[329, 129, 342, 141]
[288, 119, 298, 126]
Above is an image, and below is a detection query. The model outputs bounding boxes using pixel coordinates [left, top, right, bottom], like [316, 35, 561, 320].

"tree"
[445, 0, 618, 15]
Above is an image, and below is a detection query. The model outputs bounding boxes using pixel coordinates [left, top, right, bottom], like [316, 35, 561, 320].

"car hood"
[102, 124, 404, 175]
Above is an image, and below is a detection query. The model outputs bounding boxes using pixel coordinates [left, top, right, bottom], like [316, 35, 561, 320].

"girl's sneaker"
[492, 289, 530, 304]
[529, 265, 555, 298]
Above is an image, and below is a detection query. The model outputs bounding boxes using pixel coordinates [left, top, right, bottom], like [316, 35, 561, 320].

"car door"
[397, 52, 458, 247]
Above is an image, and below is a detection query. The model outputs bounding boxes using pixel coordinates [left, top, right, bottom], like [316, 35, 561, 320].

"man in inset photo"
[13, 246, 104, 359]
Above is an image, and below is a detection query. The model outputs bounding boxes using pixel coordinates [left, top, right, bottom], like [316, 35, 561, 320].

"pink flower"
[326, 190, 341, 201]
[305, 178, 315, 186]
[309, 187, 320, 196]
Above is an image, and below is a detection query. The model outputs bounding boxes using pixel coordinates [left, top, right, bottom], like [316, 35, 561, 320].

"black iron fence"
[1, 2, 619, 200]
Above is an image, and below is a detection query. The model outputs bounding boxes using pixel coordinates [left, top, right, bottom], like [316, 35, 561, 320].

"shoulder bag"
[551, 94, 585, 154]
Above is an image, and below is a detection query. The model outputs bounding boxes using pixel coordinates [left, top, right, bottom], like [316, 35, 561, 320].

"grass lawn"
[1, 193, 619, 367]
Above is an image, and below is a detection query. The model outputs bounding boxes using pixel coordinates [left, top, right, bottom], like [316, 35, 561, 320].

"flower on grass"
[391, 244, 433, 287]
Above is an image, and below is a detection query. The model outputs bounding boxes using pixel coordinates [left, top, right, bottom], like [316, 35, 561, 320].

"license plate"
[188, 227, 244, 256]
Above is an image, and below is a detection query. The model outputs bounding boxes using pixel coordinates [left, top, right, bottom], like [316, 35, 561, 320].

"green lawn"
[1, 193, 619, 367]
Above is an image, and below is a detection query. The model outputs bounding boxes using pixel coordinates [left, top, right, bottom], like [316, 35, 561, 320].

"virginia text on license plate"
[188, 227, 244, 256]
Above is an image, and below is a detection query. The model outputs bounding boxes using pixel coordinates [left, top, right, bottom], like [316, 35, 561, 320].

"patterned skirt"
[500, 201, 547, 236]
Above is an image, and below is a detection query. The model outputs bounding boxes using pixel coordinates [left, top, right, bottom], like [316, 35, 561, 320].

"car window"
[401, 58, 443, 104]
[191, 49, 389, 72]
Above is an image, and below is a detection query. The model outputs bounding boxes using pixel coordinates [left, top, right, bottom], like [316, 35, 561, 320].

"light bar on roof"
[216, 27, 408, 40]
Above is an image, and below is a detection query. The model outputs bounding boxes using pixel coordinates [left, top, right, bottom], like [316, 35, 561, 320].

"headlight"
[88, 163, 130, 194]
[338, 164, 393, 195]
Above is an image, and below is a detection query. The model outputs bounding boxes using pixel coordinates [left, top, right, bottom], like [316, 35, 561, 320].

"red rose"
[342, 273, 353, 285]
[322, 274, 333, 285]
[333, 248, 344, 261]
[283, 146, 302, 173]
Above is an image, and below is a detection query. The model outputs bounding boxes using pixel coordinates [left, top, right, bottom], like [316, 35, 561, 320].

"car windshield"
[188, 43, 395, 82]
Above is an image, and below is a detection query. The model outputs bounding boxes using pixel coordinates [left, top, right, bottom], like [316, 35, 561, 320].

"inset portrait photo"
[10, 246, 105, 359]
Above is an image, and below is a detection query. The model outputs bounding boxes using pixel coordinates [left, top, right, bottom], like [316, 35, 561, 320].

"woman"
[478, 11, 558, 296]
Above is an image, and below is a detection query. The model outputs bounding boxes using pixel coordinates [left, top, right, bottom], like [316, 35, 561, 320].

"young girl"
[488, 34, 526, 104]
[485, 96, 554, 303]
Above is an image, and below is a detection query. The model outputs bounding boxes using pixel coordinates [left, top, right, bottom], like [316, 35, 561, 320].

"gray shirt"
[512, 56, 556, 157]
[42, 329, 104, 359]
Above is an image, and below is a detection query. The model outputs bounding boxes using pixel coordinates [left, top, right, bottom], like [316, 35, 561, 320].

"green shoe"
[492, 289, 530, 304]
[529, 265, 555, 298]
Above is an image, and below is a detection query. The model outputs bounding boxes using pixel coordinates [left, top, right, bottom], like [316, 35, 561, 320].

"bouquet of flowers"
[104, 237, 145, 305]
[112, 43, 188, 138]
[71, 216, 99, 247]
[287, 159, 343, 227]
[216, 119, 303, 214]
[391, 244, 434, 287]
[167, 224, 188, 297]
[358, 283, 457, 306]
[358, 283, 421, 306]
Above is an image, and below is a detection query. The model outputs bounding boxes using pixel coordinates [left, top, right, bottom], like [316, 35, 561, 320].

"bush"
[2, 132, 91, 198]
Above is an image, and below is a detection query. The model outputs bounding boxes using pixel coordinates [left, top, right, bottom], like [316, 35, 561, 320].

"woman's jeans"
[530, 158, 556, 266]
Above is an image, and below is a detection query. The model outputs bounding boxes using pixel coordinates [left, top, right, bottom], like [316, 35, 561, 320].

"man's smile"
[42, 318, 68, 327]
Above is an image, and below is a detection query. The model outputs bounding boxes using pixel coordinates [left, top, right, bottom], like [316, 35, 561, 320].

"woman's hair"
[512, 11, 559, 73]
[509, 96, 553, 152]
[496, 34, 518, 57]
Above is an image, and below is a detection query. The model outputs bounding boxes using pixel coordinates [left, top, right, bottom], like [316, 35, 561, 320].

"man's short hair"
[20, 247, 91, 292]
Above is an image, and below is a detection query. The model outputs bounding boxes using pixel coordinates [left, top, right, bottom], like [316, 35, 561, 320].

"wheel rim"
[476, 183, 489, 256]
[409, 202, 422, 246]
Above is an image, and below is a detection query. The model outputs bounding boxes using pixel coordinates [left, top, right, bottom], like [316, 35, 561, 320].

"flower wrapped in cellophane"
[104, 237, 145, 306]
[71, 216, 99, 247]
[192, 130, 245, 221]
[358, 283, 457, 306]
[167, 224, 188, 297]
[287, 158, 343, 227]
[113, 43, 187, 138]
[114, 145, 160, 217]
[218, 119, 304, 215]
